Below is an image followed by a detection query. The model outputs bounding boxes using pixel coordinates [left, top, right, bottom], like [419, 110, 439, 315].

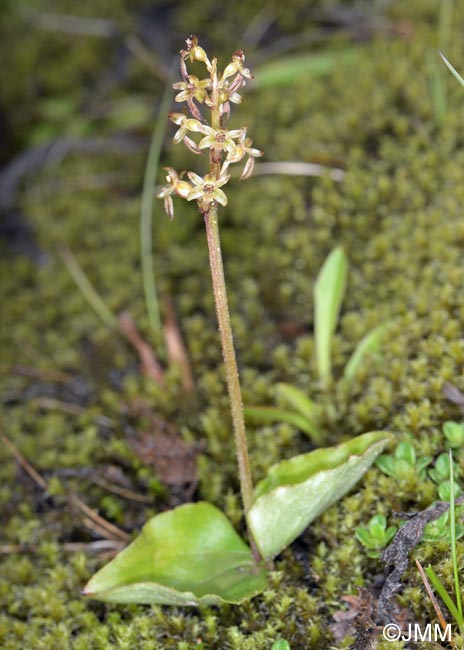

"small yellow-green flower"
[173, 75, 211, 104]
[156, 167, 192, 219]
[221, 50, 253, 83]
[169, 113, 204, 145]
[222, 129, 263, 179]
[198, 126, 244, 156]
[181, 35, 212, 71]
[187, 172, 230, 207]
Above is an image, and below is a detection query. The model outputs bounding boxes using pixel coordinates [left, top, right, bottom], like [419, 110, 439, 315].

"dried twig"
[21, 8, 117, 38]
[415, 559, 450, 634]
[0, 431, 48, 491]
[252, 161, 345, 182]
[118, 311, 165, 385]
[124, 34, 170, 81]
[379, 498, 464, 613]
[0, 540, 125, 555]
[1, 430, 130, 543]
[163, 297, 194, 392]
[70, 496, 130, 542]
[443, 382, 464, 414]
[9, 364, 73, 384]
[92, 477, 153, 504]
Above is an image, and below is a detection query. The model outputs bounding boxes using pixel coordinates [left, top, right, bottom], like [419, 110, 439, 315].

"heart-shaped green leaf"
[247, 431, 391, 560]
[83, 502, 267, 605]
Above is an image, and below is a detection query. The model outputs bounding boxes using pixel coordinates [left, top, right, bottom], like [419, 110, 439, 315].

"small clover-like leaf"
[247, 431, 391, 560]
[83, 502, 267, 605]
[443, 421, 464, 448]
[356, 514, 397, 558]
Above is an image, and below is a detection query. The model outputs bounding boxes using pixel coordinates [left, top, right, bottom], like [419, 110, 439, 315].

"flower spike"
[158, 37, 262, 219]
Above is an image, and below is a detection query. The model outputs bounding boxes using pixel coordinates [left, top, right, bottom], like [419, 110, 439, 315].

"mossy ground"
[2, 1, 464, 648]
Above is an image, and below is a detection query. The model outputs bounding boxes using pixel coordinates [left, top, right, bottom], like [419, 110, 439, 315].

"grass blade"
[314, 246, 348, 384]
[449, 449, 463, 621]
[140, 73, 173, 332]
[440, 52, 464, 88]
[415, 559, 450, 635]
[425, 565, 464, 629]
[59, 245, 116, 328]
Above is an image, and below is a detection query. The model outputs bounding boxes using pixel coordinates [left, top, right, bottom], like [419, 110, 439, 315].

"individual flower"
[169, 113, 205, 144]
[198, 126, 244, 158]
[173, 75, 211, 104]
[186, 172, 230, 208]
[221, 50, 253, 83]
[222, 128, 263, 179]
[180, 35, 212, 72]
[156, 167, 192, 219]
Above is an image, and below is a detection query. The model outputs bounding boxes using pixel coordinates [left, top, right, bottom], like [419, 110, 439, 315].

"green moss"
[3, 0, 464, 647]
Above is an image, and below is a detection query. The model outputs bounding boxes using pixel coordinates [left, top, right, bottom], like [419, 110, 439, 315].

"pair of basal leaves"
[84, 431, 390, 606]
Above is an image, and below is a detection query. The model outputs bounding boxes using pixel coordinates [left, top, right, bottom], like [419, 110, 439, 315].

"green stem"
[203, 205, 254, 515]
[203, 205, 261, 564]
[201, 58, 260, 562]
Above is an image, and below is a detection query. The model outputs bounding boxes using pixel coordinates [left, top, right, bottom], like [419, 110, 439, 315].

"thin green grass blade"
[314, 247, 348, 384]
[425, 565, 464, 628]
[59, 246, 116, 329]
[427, 51, 447, 126]
[140, 74, 173, 332]
[440, 52, 464, 88]
[449, 449, 463, 620]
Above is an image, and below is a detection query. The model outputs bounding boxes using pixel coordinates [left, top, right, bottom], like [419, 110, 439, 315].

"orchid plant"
[83, 37, 391, 607]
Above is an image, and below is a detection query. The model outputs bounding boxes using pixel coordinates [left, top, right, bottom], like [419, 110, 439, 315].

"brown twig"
[124, 34, 170, 81]
[118, 311, 165, 385]
[0, 540, 125, 556]
[252, 160, 345, 182]
[69, 496, 130, 543]
[31, 397, 86, 417]
[9, 364, 73, 384]
[415, 559, 450, 637]
[0, 431, 48, 491]
[92, 477, 153, 504]
[1, 430, 130, 543]
[163, 297, 194, 392]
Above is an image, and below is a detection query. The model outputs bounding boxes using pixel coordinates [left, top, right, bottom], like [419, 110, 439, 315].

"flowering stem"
[203, 203, 260, 561]
[157, 40, 263, 563]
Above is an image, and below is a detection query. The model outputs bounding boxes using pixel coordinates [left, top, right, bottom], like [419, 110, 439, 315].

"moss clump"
[2, 0, 464, 647]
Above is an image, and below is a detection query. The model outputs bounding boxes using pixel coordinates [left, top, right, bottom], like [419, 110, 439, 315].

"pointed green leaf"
[253, 48, 360, 88]
[83, 502, 267, 605]
[343, 323, 388, 384]
[314, 247, 348, 383]
[247, 432, 391, 560]
[276, 383, 318, 421]
[244, 405, 320, 439]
